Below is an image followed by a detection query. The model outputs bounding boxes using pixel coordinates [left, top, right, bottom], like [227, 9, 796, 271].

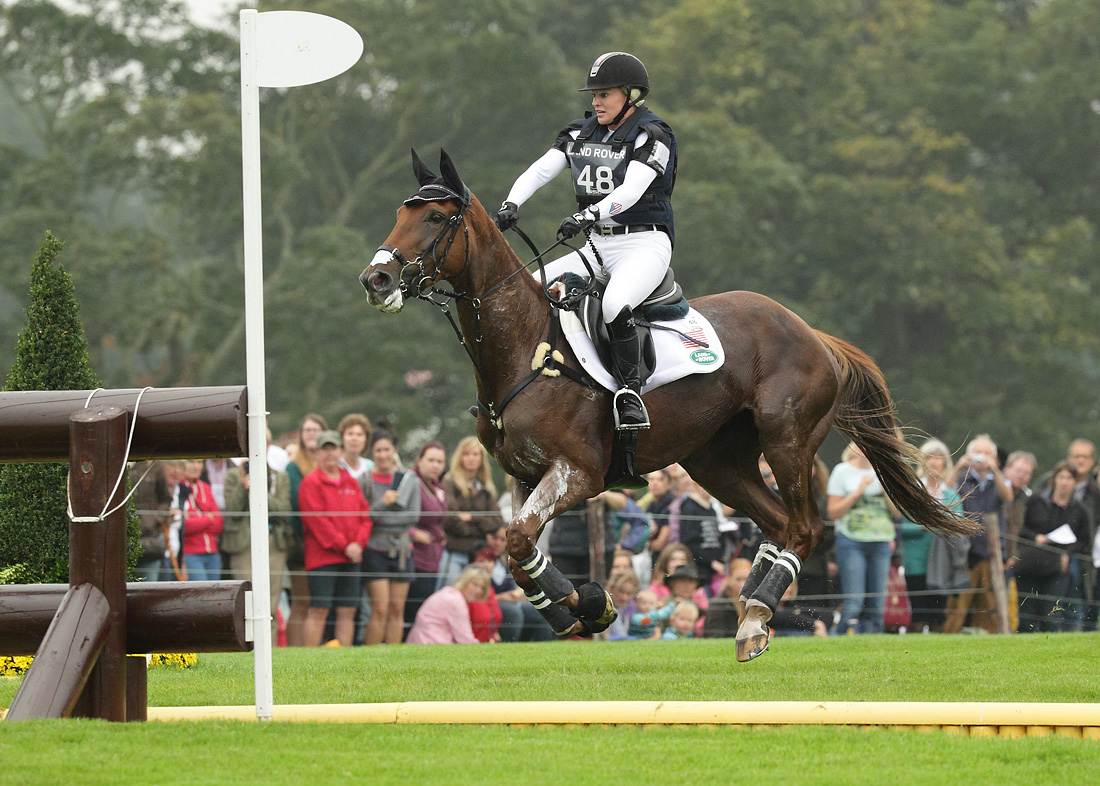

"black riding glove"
[557, 209, 597, 240]
[495, 201, 519, 231]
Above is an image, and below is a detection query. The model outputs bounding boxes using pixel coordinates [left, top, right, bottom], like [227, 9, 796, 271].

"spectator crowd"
[130, 412, 1100, 645]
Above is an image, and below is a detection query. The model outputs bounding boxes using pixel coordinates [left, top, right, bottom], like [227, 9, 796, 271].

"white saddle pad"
[559, 307, 725, 394]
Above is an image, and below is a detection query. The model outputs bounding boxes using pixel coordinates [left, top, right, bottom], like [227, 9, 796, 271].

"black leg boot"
[607, 308, 650, 430]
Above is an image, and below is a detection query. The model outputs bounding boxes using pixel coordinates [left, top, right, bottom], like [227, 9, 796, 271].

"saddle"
[549, 269, 690, 490]
[552, 268, 689, 387]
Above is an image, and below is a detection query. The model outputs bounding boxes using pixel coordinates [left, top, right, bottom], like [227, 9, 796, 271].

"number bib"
[569, 141, 630, 201]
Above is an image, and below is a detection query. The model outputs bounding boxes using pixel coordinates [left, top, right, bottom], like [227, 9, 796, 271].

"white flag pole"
[239, 8, 363, 722]
[239, 8, 274, 722]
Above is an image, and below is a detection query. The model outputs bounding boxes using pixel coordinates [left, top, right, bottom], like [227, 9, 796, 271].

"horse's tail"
[815, 330, 977, 537]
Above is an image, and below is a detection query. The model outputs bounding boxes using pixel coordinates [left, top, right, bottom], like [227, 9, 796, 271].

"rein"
[378, 206, 601, 430]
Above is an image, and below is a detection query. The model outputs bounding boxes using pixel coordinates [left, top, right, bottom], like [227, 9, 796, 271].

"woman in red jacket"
[297, 430, 373, 647]
[181, 459, 224, 581]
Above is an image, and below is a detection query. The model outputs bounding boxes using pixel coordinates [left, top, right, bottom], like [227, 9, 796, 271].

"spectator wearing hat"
[648, 542, 694, 597]
[297, 429, 372, 647]
[664, 561, 709, 636]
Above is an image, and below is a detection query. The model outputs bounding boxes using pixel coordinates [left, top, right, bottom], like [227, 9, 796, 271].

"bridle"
[373, 193, 600, 430]
[374, 198, 472, 304]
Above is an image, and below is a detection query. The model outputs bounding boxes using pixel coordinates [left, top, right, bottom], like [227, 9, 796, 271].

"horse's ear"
[438, 149, 466, 198]
[411, 148, 438, 187]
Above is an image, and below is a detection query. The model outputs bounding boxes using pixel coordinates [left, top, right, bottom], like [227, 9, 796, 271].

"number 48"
[577, 165, 615, 195]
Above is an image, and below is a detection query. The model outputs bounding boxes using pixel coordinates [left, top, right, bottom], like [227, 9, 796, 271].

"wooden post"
[0, 581, 254, 656]
[0, 387, 254, 722]
[985, 513, 1012, 634]
[70, 406, 131, 720]
[587, 501, 606, 585]
[4, 584, 111, 720]
[0, 386, 247, 463]
[126, 656, 148, 722]
[5, 406, 130, 721]
[586, 501, 609, 642]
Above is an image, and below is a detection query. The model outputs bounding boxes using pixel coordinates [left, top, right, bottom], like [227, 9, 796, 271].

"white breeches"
[541, 229, 672, 323]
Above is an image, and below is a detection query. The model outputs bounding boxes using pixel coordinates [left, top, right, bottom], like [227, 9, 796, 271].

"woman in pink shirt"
[406, 565, 491, 644]
[181, 459, 224, 581]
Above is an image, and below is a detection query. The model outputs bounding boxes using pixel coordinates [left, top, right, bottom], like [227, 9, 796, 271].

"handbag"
[883, 563, 911, 631]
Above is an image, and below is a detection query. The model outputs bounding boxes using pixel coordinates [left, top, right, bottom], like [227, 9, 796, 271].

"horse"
[361, 150, 972, 661]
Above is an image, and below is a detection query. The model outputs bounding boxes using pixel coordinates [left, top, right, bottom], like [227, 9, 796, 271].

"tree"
[3, 0, 1099, 468]
[630, 0, 1100, 464]
[0, 231, 139, 583]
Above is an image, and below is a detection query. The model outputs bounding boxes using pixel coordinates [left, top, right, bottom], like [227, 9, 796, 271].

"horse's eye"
[427, 211, 446, 224]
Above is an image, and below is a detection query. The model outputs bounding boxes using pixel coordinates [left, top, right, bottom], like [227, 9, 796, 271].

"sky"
[184, 0, 248, 29]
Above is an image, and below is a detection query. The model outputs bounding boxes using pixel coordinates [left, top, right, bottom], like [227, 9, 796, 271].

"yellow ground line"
[142, 701, 1100, 736]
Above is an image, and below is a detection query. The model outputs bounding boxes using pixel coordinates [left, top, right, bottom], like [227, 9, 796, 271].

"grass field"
[1, 633, 1096, 785]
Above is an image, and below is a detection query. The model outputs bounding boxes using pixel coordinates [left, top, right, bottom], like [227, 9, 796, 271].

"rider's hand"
[495, 201, 519, 231]
[557, 209, 597, 240]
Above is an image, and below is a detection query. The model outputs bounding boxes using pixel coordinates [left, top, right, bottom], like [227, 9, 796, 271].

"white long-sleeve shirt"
[505, 128, 662, 224]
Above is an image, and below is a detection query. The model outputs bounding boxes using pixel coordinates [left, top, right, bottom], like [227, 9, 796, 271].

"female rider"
[495, 52, 677, 431]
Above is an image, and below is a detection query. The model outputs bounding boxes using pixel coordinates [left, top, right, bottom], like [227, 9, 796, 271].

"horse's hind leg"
[737, 407, 834, 660]
[505, 459, 616, 637]
[681, 413, 791, 618]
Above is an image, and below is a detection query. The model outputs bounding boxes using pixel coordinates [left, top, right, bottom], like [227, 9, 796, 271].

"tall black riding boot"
[607, 307, 650, 430]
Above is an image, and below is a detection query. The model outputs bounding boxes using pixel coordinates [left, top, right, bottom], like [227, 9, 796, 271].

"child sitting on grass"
[661, 601, 700, 640]
[628, 589, 677, 639]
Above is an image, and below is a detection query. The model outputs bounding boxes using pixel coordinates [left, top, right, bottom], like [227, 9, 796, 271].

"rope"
[67, 387, 154, 524]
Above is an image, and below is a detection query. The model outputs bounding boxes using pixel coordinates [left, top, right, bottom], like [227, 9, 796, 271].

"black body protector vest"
[562, 108, 677, 244]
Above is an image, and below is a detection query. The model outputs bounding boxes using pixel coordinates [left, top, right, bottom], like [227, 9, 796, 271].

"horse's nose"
[361, 268, 393, 295]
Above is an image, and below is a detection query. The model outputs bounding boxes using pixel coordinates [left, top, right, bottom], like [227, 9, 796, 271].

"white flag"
[256, 11, 364, 88]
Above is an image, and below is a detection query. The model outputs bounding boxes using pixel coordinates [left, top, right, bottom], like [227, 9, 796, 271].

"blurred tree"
[1, 0, 1098, 468]
[0, 232, 140, 583]
[629, 0, 1100, 463]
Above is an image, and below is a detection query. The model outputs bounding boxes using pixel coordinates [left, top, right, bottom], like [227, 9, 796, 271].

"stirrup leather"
[613, 388, 650, 431]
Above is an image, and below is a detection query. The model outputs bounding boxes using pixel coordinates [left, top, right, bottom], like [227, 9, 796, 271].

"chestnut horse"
[362, 150, 970, 660]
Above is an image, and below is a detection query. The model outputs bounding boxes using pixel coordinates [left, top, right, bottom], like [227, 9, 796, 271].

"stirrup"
[613, 388, 650, 431]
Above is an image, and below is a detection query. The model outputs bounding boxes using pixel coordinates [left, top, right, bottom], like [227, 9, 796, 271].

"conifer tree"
[0, 232, 138, 583]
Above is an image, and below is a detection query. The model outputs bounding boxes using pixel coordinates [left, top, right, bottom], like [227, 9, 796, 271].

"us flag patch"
[609, 202, 623, 214]
[680, 326, 709, 348]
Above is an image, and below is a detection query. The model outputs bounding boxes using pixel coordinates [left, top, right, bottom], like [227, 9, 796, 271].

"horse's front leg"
[505, 459, 616, 637]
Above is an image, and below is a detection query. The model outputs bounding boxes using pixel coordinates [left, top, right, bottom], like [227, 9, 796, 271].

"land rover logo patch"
[690, 349, 718, 365]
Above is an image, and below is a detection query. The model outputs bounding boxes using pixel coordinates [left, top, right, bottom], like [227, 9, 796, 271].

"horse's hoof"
[574, 618, 611, 638]
[554, 620, 587, 638]
[735, 622, 770, 663]
[574, 582, 618, 625]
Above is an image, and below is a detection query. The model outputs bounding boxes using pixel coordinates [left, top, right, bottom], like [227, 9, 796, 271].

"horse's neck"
[453, 231, 549, 397]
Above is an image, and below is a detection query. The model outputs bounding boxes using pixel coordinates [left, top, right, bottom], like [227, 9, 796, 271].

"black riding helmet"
[579, 51, 650, 102]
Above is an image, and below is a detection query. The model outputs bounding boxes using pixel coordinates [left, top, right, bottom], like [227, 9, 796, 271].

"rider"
[495, 52, 677, 431]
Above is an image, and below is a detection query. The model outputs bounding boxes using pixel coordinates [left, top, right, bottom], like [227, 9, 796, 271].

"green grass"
[1, 634, 1097, 786]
